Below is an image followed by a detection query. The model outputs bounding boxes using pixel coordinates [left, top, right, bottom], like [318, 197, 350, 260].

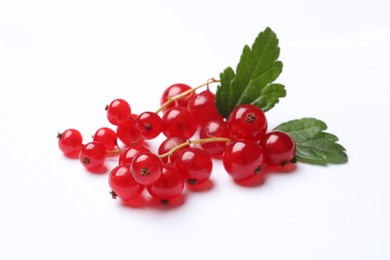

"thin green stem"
[158, 137, 230, 159]
[106, 148, 125, 156]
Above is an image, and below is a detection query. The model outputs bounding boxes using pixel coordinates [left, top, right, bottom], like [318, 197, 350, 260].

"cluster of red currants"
[58, 81, 296, 204]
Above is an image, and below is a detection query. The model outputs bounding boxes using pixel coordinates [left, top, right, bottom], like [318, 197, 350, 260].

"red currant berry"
[135, 111, 162, 140]
[57, 128, 83, 158]
[187, 89, 223, 127]
[130, 113, 138, 121]
[147, 164, 184, 203]
[160, 83, 193, 112]
[227, 104, 267, 141]
[116, 118, 143, 147]
[119, 145, 150, 165]
[93, 127, 117, 151]
[161, 107, 197, 139]
[199, 120, 229, 157]
[106, 98, 131, 126]
[79, 141, 107, 170]
[222, 139, 264, 181]
[158, 137, 189, 164]
[109, 164, 144, 201]
[260, 131, 296, 166]
[131, 152, 162, 186]
[174, 148, 213, 185]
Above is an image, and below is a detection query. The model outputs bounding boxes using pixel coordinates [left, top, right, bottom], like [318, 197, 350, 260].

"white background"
[1, 1, 389, 259]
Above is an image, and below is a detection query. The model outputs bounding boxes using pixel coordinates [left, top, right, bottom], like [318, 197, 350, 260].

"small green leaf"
[216, 27, 286, 118]
[252, 83, 286, 112]
[274, 118, 348, 165]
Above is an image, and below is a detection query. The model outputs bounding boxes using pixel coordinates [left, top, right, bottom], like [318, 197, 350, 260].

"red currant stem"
[158, 137, 230, 159]
[106, 148, 125, 156]
[155, 78, 220, 114]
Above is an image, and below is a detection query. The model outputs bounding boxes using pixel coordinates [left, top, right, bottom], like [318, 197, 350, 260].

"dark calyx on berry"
[141, 167, 151, 177]
[110, 191, 118, 199]
[245, 113, 256, 123]
[188, 179, 198, 185]
[254, 165, 262, 174]
[83, 158, 90, 164]
[144, 123, 152, 131]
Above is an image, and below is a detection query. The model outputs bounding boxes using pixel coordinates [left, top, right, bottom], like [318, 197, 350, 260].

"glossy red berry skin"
[135, 111, 162, 140]
[161, 107, 197, 139]
[109, 164, 144, 201]
[93, 127, 117, 151]
[147, 164, 184, 202]
[119, 146, 150, 165]
[227, 104, 267, 141]
[106, 98, 131, 126]
[116, 118, 143, 147]
[187, 89, 223, 127]
[79, 141, 107, 170]
[260, 131, 296, 166]
[131, 152, 162, 186]
[199, 120, 229, 157]
[158, 137, 189, 164]
[175, 148, 213, 185]
[160, 83, 193, 112]
[222, 139, 264, 181]
[58, 128, 83, 158]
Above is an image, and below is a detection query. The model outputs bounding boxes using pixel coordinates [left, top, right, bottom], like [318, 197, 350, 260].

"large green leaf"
[274, 118, 348, 165]
[216, 27, 286, 118]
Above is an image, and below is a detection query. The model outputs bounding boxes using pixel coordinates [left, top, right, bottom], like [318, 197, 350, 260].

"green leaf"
[216, 67, 236, 119]
[273, 118, 348, 165]
[216, 27, 286, 118]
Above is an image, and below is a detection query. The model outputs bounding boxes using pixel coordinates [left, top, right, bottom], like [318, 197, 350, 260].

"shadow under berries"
[146, 193, 187, 211]
[86, 165, 109, 174]
[233, 172, 268, 188]
[186, 179, 215, 192]
[120, 193, 187, 211]
[264, 163, 297, 175]
[121, 195, 148, 209]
